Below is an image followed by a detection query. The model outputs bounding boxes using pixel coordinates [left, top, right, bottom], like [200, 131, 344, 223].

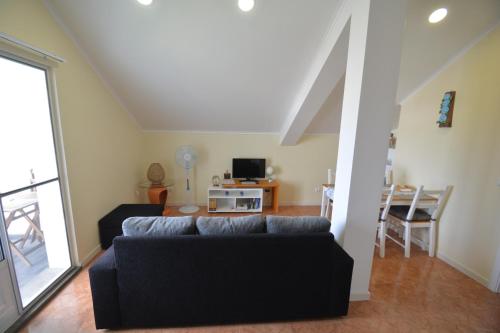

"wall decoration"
[437, 91, 456, 128]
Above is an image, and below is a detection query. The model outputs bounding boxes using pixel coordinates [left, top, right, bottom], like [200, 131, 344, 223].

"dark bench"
[98, 204, 164, 249]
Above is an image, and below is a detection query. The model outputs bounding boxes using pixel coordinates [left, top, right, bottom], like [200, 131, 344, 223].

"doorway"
[0, 53, 74, 316]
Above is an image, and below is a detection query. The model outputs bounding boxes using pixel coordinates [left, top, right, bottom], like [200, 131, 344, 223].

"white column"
[331, 0, 407, 300]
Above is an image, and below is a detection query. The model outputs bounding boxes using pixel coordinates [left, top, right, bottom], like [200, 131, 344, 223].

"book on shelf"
[208, 198, 217, 212]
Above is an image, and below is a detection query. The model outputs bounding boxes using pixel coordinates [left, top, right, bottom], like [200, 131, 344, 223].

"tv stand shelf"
[208, 187, 263, 213]
[207, 180, 280, 213]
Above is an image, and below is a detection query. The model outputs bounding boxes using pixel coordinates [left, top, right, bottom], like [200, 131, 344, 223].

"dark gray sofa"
[89, 232, 353, 329]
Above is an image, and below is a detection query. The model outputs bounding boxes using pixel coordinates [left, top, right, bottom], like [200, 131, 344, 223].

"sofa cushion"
[266, 216, 331, 233]
[196, 215, 265, 235]
[122, 216, 195, 237]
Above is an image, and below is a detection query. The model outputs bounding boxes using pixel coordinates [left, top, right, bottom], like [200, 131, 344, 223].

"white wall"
[143, 132, 338, 206]
[394, 26, 500, 286]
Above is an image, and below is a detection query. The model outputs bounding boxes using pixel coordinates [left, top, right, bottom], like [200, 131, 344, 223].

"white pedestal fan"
[175, 145, 199, 214]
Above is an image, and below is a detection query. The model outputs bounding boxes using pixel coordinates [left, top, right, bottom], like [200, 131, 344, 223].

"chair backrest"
[405, 185, 424, 221]
[405, 185, 452, 221]
[380, 184, 396, 221]
[424, 185, 452, 220]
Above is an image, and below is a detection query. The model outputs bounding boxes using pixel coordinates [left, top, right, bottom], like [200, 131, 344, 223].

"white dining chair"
[387, 185, 451, 258]
[375, 184, 396, 258]
[320, 186, 335, 219]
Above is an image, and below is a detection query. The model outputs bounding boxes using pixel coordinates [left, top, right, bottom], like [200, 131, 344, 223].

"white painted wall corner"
[488, 246, 500, 293]
[79, 244, 102, 267]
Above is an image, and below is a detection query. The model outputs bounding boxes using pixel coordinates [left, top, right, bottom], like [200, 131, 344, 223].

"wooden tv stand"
[223, 180, 280, 213]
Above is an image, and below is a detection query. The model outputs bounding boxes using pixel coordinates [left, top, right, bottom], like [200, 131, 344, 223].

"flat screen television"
[232, 158, 266, 180]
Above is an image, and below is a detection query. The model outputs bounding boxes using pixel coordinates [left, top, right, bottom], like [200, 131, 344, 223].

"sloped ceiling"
[309, 0, 500, 134]
[45, 0, 500, 133]
[398, 0, 500, 102]
[306, 75, 344, 134]
[45, 0, 341, 132]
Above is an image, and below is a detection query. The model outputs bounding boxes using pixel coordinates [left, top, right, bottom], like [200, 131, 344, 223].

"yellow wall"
[394, 26, 500, 283]
[143, 132, 338, 206]
[0, 0, 144, 263]
[0, 0, 338, 264]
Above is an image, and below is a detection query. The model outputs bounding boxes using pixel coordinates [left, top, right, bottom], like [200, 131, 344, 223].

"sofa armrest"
[329, 240, 354, 316]
[88, 246, 121, 329]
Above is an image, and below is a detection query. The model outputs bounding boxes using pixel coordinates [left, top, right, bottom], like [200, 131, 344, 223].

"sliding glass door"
[0, 54, 72, 309]
[0, 237, 18, 331]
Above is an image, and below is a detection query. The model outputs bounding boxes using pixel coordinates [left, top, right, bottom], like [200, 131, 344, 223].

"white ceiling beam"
[280, 0, 352, 146]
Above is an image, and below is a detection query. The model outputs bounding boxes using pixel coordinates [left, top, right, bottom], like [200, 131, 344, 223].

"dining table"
[320, 184, 439, 218]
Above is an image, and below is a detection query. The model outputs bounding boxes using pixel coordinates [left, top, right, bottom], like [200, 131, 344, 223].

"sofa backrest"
[112, 233, 353, 327]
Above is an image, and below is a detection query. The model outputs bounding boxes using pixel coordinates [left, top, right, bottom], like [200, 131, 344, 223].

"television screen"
[232, 158, 266, 179]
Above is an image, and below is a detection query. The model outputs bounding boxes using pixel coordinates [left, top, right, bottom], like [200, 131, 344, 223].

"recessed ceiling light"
[428, 8, 447, 23]
[238, 0, 255, 12]
[137, 0, 153, 6]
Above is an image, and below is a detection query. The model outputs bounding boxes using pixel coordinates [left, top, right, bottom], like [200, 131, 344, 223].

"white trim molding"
[350, 291, 370, 301]
[80, 245, 102, 267]
[437, 251, 489, 288]
[488, 246, 500, 293]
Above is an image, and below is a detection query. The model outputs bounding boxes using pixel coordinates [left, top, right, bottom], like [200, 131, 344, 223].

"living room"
[0, 0, 499, 332]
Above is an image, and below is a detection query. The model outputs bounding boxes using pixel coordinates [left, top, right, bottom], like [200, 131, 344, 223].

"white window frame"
[0, 36, 79, 319]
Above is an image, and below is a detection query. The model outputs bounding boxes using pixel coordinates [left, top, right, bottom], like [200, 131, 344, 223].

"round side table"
[148, 186, 168, 205]
[138, 181, 173, 213]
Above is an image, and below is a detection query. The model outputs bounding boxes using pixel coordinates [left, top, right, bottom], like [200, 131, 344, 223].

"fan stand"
[179, 205, 199, 214]
[179, 168, 199, 214]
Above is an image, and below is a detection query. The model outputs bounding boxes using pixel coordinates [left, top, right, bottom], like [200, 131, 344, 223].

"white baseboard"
[279, 201, 320, 206]
[79, 244, 102, 267]
[386, 224, 491, 289]
[349, 291, 370, 301]
[437, 251, 489, 288]
[488, 246, 500, 293]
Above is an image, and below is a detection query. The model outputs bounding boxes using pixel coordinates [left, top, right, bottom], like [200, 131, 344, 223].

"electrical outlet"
[314, 186, 321, 193]
[135, 190, 141, 197]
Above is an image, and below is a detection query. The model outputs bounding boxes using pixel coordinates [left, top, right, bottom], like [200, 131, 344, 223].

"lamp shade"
[147, 163, 165, 185]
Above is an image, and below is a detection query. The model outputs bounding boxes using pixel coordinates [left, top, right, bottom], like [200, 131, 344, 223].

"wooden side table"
[148, 186, 168, 205]
[149, 186, 173, 215]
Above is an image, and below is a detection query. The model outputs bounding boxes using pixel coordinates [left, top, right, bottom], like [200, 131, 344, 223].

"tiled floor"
[19, 206, 500, 333]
